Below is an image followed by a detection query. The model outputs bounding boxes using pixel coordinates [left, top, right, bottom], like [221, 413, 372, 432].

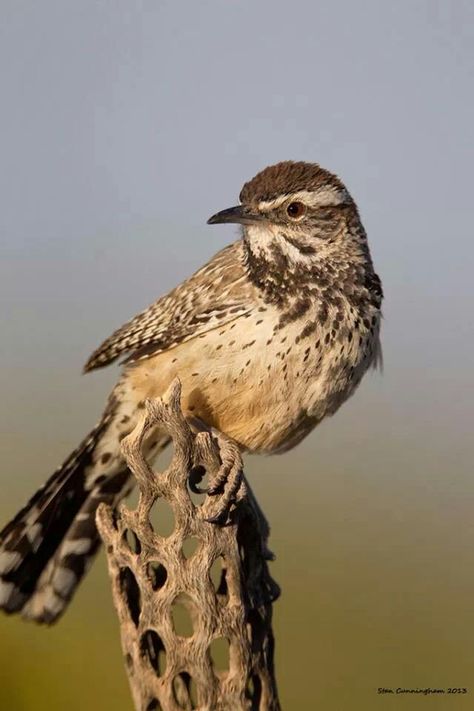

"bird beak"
[207, 205, 264, 226]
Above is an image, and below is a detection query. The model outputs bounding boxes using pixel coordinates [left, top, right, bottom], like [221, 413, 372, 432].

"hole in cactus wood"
[146, 699, 162, 711]
[149, 497, 175, 538]
[187, 465, 208, 507]
[155, 439, 173, 470]
[209, 556, 228, 600]
[188, 675, 198, 708]
[119, 567, 141, 626]
[140, 629, 166, 676]
[209, 637, 230, 673]
[246, 674, 262, 704]
[171, 594, 194, 638]
[147, 561, 168, 591]
[182, 537, 200, 559]
[172, 672, 197, 709]
[123, 529, 141, 554]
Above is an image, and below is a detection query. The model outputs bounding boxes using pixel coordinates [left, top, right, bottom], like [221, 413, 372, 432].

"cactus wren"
[0, 161, 383, 623]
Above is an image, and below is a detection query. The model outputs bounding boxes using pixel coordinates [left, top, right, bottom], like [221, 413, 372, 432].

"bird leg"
[205, 434, 247, 523]
[187, 416, 247, 523]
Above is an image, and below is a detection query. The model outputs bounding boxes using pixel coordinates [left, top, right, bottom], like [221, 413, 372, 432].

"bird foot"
[202, 434, 247, 524]
[187, 418, 246, 524]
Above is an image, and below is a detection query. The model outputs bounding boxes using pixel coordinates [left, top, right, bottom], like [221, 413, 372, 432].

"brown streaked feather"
[84, 241, 254, 372]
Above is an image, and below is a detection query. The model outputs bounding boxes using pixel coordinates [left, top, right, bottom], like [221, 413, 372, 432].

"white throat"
[244, 224, 313, 266]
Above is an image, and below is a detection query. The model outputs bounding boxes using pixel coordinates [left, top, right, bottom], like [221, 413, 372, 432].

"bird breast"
[124, 298, 380, 454]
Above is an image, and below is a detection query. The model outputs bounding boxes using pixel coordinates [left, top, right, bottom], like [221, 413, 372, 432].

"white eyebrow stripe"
[258, 187, 350, 211]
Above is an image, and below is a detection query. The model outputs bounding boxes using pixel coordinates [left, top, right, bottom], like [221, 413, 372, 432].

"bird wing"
[84, 241, 254, 372]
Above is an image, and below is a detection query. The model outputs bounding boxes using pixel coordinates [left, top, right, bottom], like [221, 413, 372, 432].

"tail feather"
[0, 411, 131, 623]
[0, 424, 101, 560]
[21, 468, 132, 623]
[0, 391, 170, 625]
[0, 406, 170, 624]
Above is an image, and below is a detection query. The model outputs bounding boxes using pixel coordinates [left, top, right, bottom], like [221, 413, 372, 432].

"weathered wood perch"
[96, 379, 281, 711]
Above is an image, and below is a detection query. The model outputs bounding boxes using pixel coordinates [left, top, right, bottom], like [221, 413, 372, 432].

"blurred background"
[1, 1, 473, 709]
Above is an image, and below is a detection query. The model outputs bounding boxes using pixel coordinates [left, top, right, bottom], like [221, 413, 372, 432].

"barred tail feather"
[0, 415, 131, 624]
[21, 468, 131, 623]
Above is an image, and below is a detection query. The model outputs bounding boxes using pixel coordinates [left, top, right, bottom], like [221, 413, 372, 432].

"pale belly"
[119, 308, 379, 454]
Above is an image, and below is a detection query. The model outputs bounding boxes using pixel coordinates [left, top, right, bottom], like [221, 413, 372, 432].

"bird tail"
[0, 416, 131, 624]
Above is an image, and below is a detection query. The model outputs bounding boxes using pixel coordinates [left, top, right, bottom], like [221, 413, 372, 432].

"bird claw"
[201, 436, 246, 524]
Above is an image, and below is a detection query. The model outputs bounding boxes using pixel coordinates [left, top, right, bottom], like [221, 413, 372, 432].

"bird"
[0, 160, 383, 624]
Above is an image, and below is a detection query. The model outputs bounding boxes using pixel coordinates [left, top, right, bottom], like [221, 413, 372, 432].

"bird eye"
[286, 201, 306, 219]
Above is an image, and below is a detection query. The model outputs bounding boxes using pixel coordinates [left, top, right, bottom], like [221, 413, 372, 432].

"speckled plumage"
[84, 243, 254, 372]
[0, 161, 382, 623]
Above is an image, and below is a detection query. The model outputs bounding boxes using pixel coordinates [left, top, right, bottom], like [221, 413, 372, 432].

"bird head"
[207, 161, 366, 266]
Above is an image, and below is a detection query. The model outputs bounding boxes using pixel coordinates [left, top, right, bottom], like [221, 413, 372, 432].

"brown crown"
[239, 161, 345, 204]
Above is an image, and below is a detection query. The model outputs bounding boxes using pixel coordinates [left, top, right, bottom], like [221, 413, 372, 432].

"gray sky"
[1, 0, 472, 467]
[0, 3, 473, 707]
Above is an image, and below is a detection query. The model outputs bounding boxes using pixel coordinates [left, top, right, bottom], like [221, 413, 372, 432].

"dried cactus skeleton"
[96, 379, 281, 710]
